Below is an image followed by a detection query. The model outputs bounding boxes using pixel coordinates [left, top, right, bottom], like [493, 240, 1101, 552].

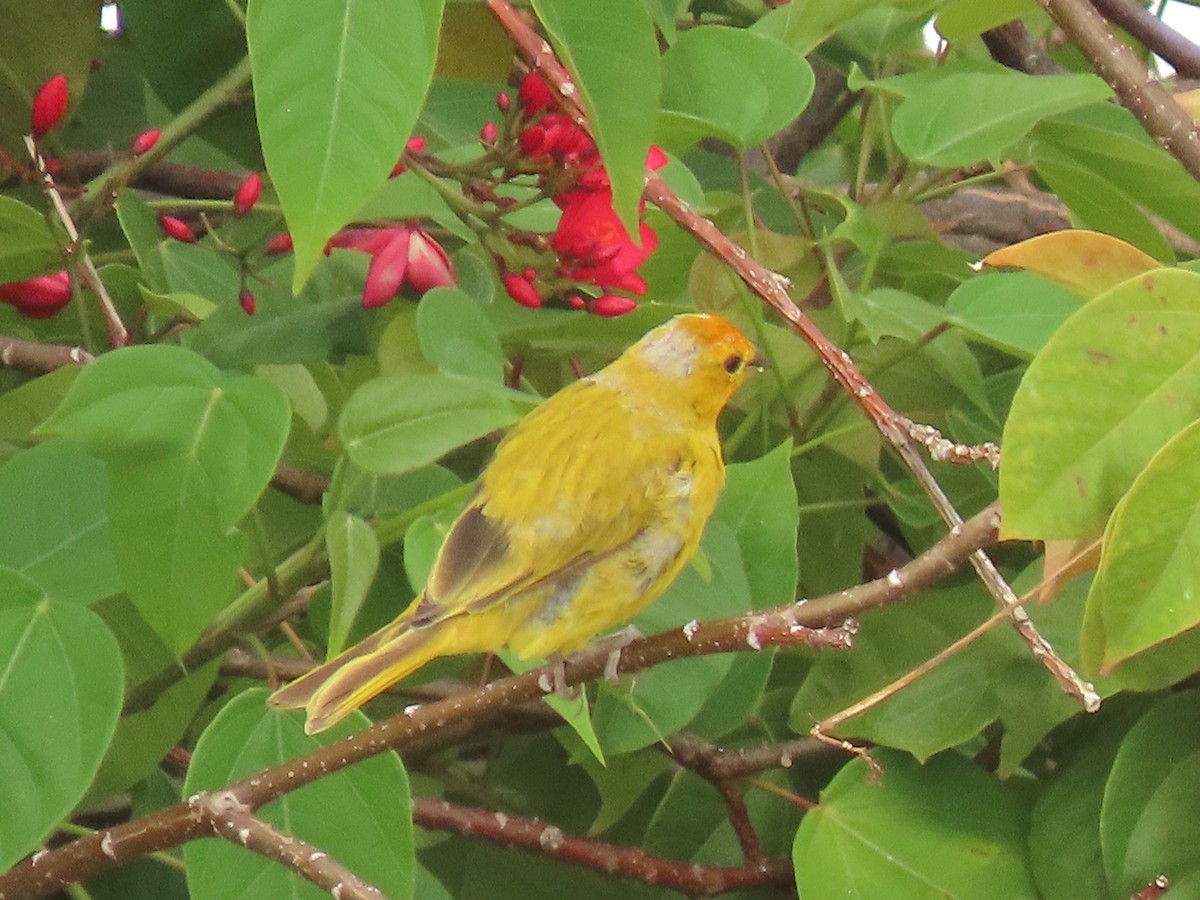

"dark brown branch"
[0, 335, 92, 374]
[1037, 0, 1200, 182]
[666, 732, 831, 781]
[412, 798, 791, 898]
[269, 463, 329, 505]
[1090, 0, 1200, 79]
[982, 20, 1059, 75]
[69, 150, 244, 200]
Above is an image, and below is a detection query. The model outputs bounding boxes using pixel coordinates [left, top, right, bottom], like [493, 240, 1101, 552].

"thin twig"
[0, 335, 92, 373]
[25, 137, 129, 348]
[412, 798, 790, 897]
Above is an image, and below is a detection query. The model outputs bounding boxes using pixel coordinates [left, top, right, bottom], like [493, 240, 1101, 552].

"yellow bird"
[271, 313, 763, 733]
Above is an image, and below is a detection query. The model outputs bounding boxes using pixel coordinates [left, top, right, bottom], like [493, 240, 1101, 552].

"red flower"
[233, 172, 263, 217]
[0, 271, 72, 319]
[131, 129, 162, 157]
[266, 232, 293, 254]
[238, 289, 256, 315]
[158, 215, 196, 243]
[589, 295, 637, 317]
[406, 230, 456, 292]
[31, 75, 68, 138]
[518, 72, 554, 117]
[551, 189, 656, 294]
[502, 273, 542, 309]
[362, 229, 412, 309]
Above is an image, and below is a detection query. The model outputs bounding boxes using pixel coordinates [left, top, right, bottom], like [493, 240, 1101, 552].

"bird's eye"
[723, 354, 744, 374]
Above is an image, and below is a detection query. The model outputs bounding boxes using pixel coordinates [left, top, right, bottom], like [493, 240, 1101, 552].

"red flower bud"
[239, 288, 256, 315]
[566, 294, 586, 310]
[233, 172, 262, 217]
[646, 145, 668, 170]
[158, 214, 195, 243]
[362, 229, 411, 309]
[406, 136, 426, 153]
[266, 232, 293, 254]
[480, 121, 498, 145]
[497, 91, 511, 112]
[589, 294, 637, 317]
[31, 75, 69, 138]
[502, 273, 542, 309]
[131, 128, 162, 157]
[0, 270, 72, 319]
[518, 72, 554, 116]
[406, 230, 456, 293]
[44, 158, 62, 176]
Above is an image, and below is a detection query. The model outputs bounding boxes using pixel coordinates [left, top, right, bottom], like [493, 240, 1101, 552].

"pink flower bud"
[31, 75, 69, 138]
[480, 121, 498, 145]
[131, 129, 162, 157]
[497, 91, 511, 112]
[406, 136, 426, 153]
[566, 294, 586, 310]
[362, 229, 411, 309]
[646, 145, 668, 170]
[0, 271, 72, 319]
[158, 214, 195, 243]
[589, 295, 637, 317]
[266, 232, 293, 254]
[233, 172, 262, 217]
[239, 288, 256, 315]
[405, 230, 456, 293]
[502, 273, 542, 309]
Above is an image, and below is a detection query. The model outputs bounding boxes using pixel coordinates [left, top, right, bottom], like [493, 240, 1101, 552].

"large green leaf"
[532, 0, 660, 238]
[1001, 268, 1200, 539]
[0, 569, 122, 872]
[657, 26, 814, 152]
[325, 510, 380, 657]
[340, 373, 522, 475]
[0, 440, 121, 605]
[0, 197, 60, 283]
[1101, 691, 1200, 898]
[794, 750, 1036, 898]
[247, 0, 444, 291]
[1082, 419, 1200, 676]
[892, 71, 1110, 167]
[185, 689, 414, 900]
[40, 346, 291, 653]
[754, 0, 884, 54]
[416, 287, 505, 383]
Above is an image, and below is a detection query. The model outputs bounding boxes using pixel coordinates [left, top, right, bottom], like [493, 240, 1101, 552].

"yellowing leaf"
[982, 230, 1158, 300]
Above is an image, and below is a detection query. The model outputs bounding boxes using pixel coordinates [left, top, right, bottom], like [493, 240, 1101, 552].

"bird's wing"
[413, 380, 708, 625]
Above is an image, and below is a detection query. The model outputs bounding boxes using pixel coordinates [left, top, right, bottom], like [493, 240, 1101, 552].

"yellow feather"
[270, 314, 761, 733]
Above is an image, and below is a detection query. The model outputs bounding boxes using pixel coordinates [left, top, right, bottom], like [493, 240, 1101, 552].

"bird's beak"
[750, 346, 768, 370]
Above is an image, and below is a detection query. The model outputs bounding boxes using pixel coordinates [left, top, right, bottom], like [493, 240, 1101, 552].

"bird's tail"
[269, 613, 453, 735]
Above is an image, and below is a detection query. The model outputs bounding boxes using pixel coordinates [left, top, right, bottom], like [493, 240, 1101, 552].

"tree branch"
[412, 798, 791, 897]
[1089, 0, 1200, 79]
[1037, 0, 1200, 181]
[0, 335, 92, 373]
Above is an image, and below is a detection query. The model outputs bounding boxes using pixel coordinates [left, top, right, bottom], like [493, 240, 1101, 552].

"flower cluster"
[496, 74, 664, 316]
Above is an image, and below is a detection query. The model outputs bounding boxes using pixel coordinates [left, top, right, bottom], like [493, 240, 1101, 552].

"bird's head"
[616, 314, 765, 421]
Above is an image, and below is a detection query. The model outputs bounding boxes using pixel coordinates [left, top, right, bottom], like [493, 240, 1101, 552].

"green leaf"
[946, 271, 1084, 359]
[1101, 691, 1200, 897]
[790, 587, 1000, 761]
[247, 0, 444, 291]
[1001, 268, 1200, 539]
[0, 440, 121, 605]
[794, 750, 1036, 898]
[326, 510, 381, 657]
[1082, 419, 1200, 675]
[532, 0, 660, 237]
[1034, 104, 1200, 252]
[0, 571, 123, 871]
[657, 26, 814, 152]
[340, 373, 522, 475]
[85, 595, 219, 804]
[416, 287, 505, 382]
[891, 71, 1110, 167]
[185, 689, 414, 900]
[0, 196, 60, 283]
[935, 0, 1040, 42]
[41, 346, 291, 653]
[754, 0, 883, 55]
[114, 191, 170, 293]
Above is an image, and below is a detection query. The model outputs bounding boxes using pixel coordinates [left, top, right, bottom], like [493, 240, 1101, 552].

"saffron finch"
[271, 313, 762, 733]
